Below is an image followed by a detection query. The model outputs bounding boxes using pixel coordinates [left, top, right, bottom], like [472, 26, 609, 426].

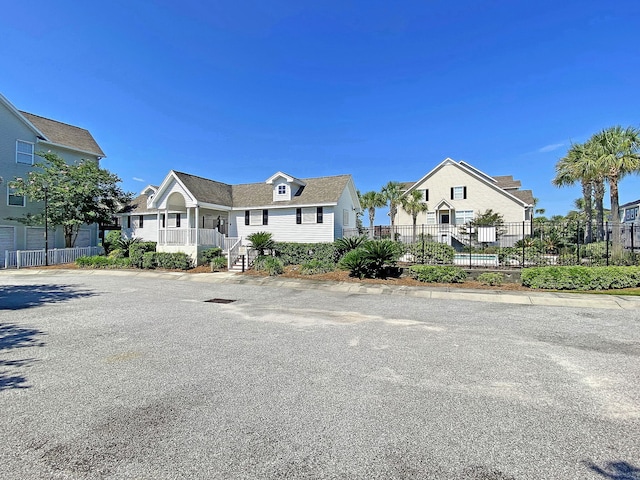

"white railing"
[158, 229, 236, 250]
[227, 237, 243, 270]
[4, 246, 104, 269]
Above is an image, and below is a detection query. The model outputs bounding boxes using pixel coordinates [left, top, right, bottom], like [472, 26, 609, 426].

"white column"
[186, 207, 192, 245]
[195, 206, 200, 246]
[156, 211, 161, 245]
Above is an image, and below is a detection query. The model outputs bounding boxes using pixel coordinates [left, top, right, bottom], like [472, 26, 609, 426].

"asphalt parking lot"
[1, 270, 639, 479]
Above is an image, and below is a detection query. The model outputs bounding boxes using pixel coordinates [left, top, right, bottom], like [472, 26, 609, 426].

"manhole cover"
[205, 298, 236, 304]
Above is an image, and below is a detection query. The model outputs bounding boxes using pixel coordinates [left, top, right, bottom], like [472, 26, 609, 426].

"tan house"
[395, 158, 534, 246]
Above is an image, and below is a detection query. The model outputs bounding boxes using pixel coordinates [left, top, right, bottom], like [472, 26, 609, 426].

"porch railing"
[227, 237, 243, 270]
[4, 246, 104, 269]
[158, 228, 232, 248]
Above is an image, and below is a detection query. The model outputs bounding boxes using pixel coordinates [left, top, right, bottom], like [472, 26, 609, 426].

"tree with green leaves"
[8, 152, 131, 247]
[358, 190, 386, 236]
[381, 181, 403, 236]
[591, 126, 640, 230]
[400, 189, 429, 243]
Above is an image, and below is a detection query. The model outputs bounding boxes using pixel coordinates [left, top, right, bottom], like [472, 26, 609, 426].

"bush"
[253, 255, 284, 275]
[103, 231, 122, 254]
[247, 232, 275, 255]
[334, 236, 367, 258]
[521, 266, 640, 290]
[409, 241, 455, 264]
[274, 242, 336, 265]
[116, 237, 141, 256]
[201, 247, 223, 263]
[75, 255, 131, 269]
[300, 259, 335, 275]
[338, 248, 370, 279]
[410, 265, 467, 283]
[361, 240, 402, 278]
[477, 272, 504, 286]
[153, 252, 193, 270]
[129, 242, 157, 268]
[142, 251, 157, 269]
[210, 256, 227, 271]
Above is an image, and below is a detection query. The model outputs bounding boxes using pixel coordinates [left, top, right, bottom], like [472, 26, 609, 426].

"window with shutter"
[317, 207, 323, 223]
[296, 208, 302, 224]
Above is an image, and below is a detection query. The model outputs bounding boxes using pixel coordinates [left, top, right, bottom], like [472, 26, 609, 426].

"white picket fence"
[4, 246, 104, 269]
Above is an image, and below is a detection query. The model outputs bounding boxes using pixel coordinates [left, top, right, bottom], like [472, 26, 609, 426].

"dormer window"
[278, 185, 286, 195]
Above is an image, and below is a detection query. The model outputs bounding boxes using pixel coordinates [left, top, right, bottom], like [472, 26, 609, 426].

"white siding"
[232, 207, 335, 244]
[334, 185, 356, 239]
[0, 226, 15, 265]
[121, 214, 158, 242]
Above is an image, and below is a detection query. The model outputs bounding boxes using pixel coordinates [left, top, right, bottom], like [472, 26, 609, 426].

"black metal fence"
[343, 221, 640, 268]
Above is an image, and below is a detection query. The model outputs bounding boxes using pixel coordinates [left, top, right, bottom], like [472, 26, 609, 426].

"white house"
[120, 170, 361, 264]
[394, 158, 535, 246]
[0, 93, 104, 265]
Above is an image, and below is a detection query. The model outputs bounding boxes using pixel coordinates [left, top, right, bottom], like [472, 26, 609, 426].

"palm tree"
[358, 190, 386, 237]
[591, 126, 640, 235]
[553, 142, 599, 243]
[381, 181, 404, 238]
[400, 189, 429, 243]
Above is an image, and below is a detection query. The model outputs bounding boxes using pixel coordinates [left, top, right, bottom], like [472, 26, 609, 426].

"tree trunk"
[369, 209, 375, 238]
[594, 179, 605, 241]
[581, 181, 593, 243]
[609, 173, 621, 246]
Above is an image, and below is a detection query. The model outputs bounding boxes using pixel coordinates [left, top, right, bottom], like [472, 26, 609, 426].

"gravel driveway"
[1, 271, 639, 479]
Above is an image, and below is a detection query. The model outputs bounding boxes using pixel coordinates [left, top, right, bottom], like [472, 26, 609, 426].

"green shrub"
[152, 252, 192, 270]
[273, 242, 336, 265]
[108, 248, 125, 259]
[75, 255, 131, 269]
[247, 232, 275, 255]
[210, 256, 227, 271]
[521, 266, 640, 290]
[201, 247, 223, 263]
[361, 239, 402, 277]
[254, 255, 284, 275]
[116, 237, 141, 256]
[103, 231, 122, 254]
[142, 251, 157, 269]
[338, 248, 370, 279]
[129, 242, 157, 268]
[410, 265, 467, 283]
[300, 259, 335, 275]
[334, 236, 367, 257]
[409, 241, 455, 264]
[477, 272, 504, 286]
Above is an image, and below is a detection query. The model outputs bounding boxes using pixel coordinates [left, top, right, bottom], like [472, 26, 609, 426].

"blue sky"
[2, 0, 639, 220]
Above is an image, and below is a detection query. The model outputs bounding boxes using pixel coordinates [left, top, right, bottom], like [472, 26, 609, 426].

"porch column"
[195, 206, 200, 246]
[186, 207, 192, 245]
[156, 211, 161, 245]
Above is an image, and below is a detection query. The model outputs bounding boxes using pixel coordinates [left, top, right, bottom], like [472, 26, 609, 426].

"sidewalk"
[3, 268, 640, 310]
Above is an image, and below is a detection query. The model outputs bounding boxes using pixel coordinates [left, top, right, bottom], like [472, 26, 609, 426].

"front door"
[440, 213, 450, 224]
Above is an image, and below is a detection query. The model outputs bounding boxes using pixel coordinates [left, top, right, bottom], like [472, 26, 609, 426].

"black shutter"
[127, 216, 131, 229]
[450, 188, 454, 200]
[463, 186, 467, 199]
[425, 189, 429, 202]
[263, 209, 268, 225]
[245, 210, 250, 225]
[317, 207, 323, 223]
[296, 208, 302, 224]
[139, 215, 144, 228]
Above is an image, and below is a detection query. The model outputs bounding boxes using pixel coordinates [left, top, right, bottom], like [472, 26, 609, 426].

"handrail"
[227, 237, 243, 270]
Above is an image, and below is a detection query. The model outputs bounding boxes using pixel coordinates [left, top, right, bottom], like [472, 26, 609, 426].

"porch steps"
[228, 257, 250, 272]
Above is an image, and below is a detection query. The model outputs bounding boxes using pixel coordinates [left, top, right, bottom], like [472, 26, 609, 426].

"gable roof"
[232, 174, 352, 208]
[404, 158, 533, 207]
[173, 171, 233, 206]
[19, 111, 105, 157]
[120, 193, 152, 214]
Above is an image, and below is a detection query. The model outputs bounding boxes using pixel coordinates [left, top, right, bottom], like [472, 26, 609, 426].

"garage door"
[74, 229, 91, 247]
[26, 227, 56, 250]
[0, 226, 15, 267]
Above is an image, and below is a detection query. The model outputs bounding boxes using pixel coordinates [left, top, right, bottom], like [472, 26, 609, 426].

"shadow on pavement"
[584, 461, 640, 480]
[0, 323, 46, 392]
[0, 284, 96, 310]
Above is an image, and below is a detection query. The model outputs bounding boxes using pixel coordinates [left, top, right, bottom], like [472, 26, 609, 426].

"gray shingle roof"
[121, 194, 151, 214]
[173, 172, 233, 206]
[493, 175, 522, 189]
[20, 111, 106, 157]
[510, 189, 535, 205]
[232, 175, 352, 208]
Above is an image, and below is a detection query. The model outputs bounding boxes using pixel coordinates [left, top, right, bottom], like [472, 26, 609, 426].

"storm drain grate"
[205, 298, 237, 304]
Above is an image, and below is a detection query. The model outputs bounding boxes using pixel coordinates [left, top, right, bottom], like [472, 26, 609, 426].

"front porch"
[156, 228, 240, 266]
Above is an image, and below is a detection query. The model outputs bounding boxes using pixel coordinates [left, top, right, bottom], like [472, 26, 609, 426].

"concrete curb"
[3, 268, 640, 310]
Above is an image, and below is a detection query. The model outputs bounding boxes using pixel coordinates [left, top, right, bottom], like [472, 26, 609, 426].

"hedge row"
[76, 251, 192, 271]
[409, 265, 467, 283]
[76, 255, 132, 269]
[273, 242, 336, 265]
[521, 266, 640, 290]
